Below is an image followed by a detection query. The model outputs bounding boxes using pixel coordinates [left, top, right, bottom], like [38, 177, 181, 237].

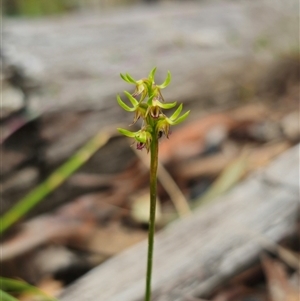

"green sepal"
[166, 104, 190, 125]
[120, 73, 129, 83]
[117, 95, 135, 112]
[158, 101, 177, 109]
[125, 73, 136, 84]
[170, 103, 183, 120]
[124, 91, 139, 106]
[157, 71, 171, 89]
[120, 73, 133, 84]
[148, 67, 157, 82]
[117, 128, 137, 138]
[170, 110, 190, 125]
[120, 73, 136, 84]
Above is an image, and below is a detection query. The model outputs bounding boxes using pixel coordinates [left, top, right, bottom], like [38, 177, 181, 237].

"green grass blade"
[0, 131, 111, 234]
[0, 277, 59, 300]
[0, 289, 19, 301]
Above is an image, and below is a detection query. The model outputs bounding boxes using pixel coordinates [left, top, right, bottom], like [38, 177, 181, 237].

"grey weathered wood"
[2, 0, 298, 115]
[59, 145, 299, 301]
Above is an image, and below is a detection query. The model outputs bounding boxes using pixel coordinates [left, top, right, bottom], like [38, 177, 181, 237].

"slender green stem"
[145, 134, 159, 301]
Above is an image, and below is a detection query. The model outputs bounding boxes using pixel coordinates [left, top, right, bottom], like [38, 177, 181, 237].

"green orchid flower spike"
[117, 68, 189, 150]
[117, 68, 190, 301]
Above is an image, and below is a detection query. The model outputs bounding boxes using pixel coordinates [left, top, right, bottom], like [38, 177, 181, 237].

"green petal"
[120, 73, 132, 83]
[117, 95, 135, 111]
[124, 91, 139, 106]
[118, 128, 138, 138]
[158, 101, 177, 109]
[170, 103, 182, 120]
[157, 71, 171, 89]
[148, 67, 157, 82]
[172, 110, 190, 125]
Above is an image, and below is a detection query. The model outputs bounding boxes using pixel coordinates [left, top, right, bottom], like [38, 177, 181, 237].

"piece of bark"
[59, 145, 299, 301]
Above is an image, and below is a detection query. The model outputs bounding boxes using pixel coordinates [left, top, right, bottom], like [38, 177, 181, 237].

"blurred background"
[1, 0, 299, 300]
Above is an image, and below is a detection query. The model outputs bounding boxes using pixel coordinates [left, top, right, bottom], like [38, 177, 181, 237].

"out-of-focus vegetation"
[0, 277, 59, 301]
[4, 0, 71, 16]
[3, 0, 142, 16]
[0, 129, 111, 234]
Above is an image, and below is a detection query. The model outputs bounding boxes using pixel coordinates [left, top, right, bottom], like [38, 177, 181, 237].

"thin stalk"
[144, 134, 159, 301]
